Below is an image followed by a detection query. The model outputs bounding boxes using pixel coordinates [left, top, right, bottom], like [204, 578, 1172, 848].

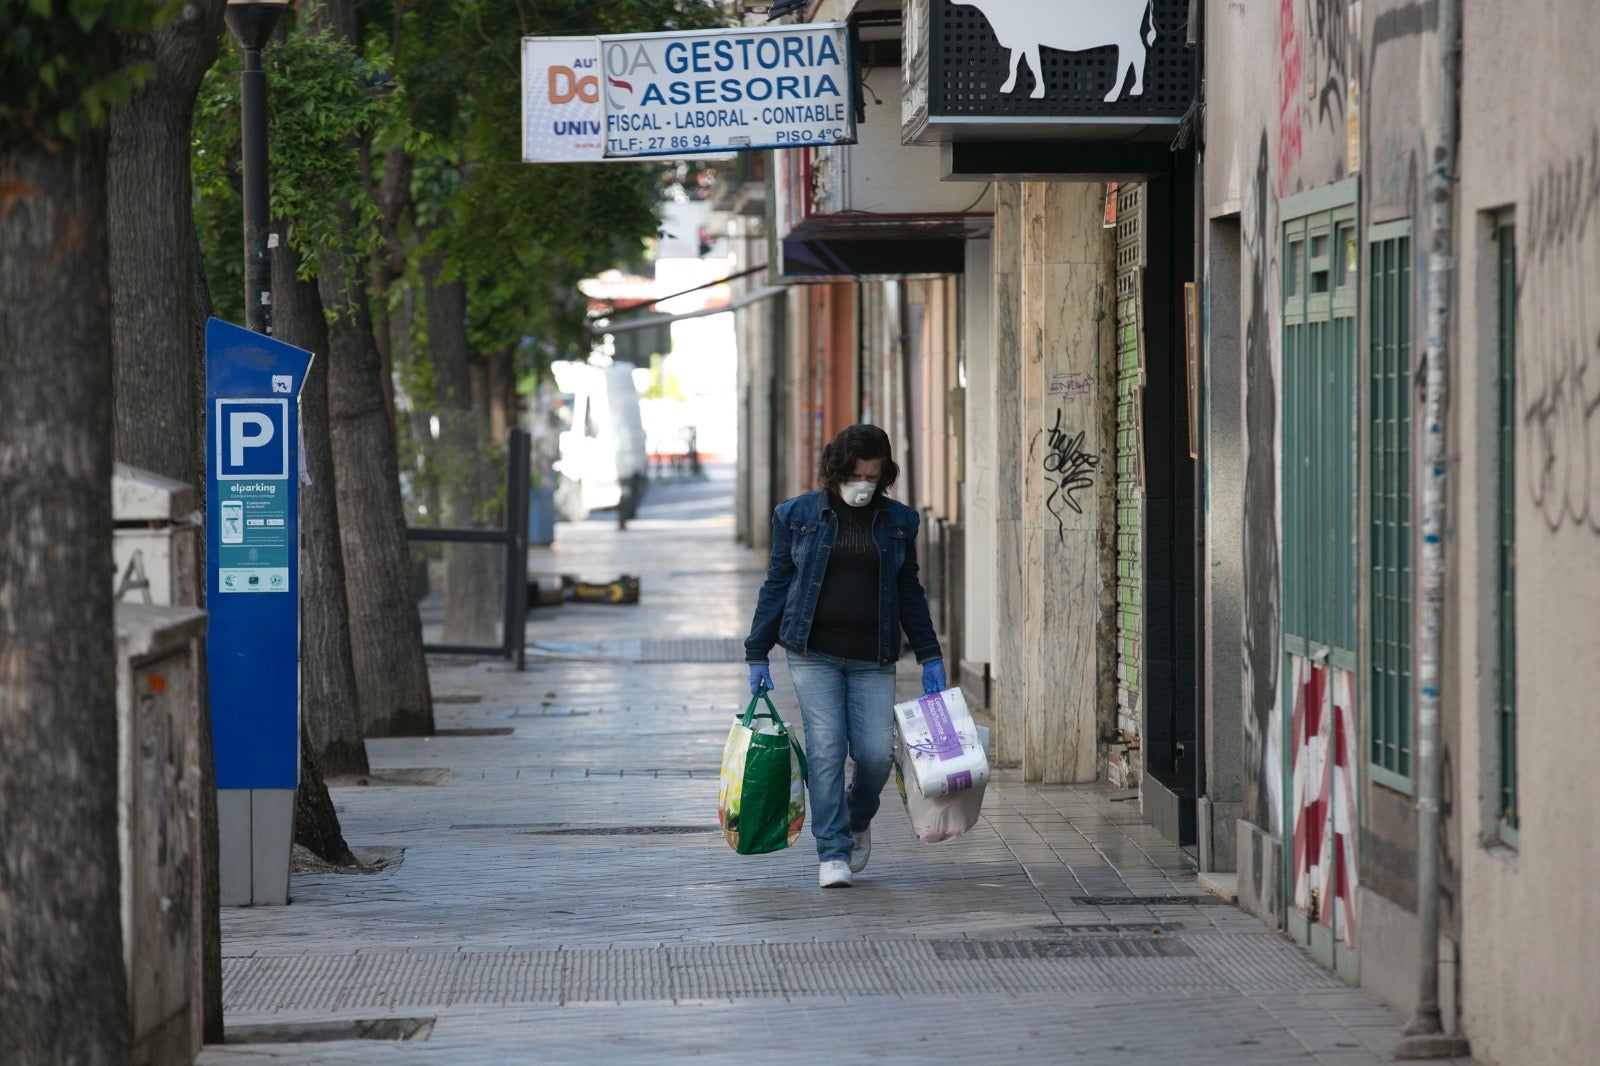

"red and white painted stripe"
[1291, 655, 1358, 945]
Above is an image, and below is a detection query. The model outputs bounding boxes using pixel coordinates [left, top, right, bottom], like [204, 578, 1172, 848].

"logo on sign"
[272, 375, 292, 393]
[550, 61, 599, 104]
[216, 399, 290, 480]
[603, 42, 651, 109]
[951, 0, 1157, 104]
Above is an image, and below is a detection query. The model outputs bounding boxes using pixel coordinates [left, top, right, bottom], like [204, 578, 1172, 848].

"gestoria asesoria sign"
[597, 22, 856, 158]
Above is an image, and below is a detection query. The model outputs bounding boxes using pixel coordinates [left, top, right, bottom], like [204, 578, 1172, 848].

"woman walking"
[744, 425, 945, 888]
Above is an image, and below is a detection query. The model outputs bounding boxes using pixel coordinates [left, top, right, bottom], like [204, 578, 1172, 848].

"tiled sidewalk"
[197, 469, 1469, 1064]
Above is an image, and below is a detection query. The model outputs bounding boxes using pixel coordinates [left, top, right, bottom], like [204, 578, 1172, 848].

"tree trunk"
[487, 346, 517, 441]
[272, 239, 371, 778]
[320, 249, 436, 736]
[108, 0, 222, 481]
[392, 286, 443, 527]
[367, 143, 411, 422]
[471, 354, 491, 426]
[309, 0, 433, 737]
[0, 133, 130, 1065]
[423, 254, 504, 646]
[106, 4, 228, 1043]
[192, 224, 215, 494]
[188, 216, 226, 1047]
[389, 285, 441, 616]
[293, 721, 358, 867]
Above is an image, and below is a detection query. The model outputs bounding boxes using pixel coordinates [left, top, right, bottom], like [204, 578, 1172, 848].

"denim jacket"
[744, 490, 942, 668]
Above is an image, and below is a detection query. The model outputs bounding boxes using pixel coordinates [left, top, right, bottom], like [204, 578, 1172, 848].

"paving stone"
[196, 473, 1474, 1065]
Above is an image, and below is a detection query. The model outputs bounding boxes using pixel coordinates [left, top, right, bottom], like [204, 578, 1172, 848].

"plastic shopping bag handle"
[741, 690, 785, 729]
[740, 691, 808, 783]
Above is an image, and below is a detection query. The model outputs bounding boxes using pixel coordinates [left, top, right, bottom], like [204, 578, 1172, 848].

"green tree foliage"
[191, 1, 732, 527]
[376, 0, 729, 376]
[192, 14, 396, 322]
[359, 1, 729, 525]
[192, 0, 728, 376]
[1, 0, 177, 145]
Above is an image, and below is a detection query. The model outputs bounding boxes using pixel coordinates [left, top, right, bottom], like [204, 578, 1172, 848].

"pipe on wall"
[1397, 0, 1471, 1055]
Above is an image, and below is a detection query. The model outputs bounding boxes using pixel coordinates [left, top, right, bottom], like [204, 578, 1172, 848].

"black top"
[806, 493, 880, 661]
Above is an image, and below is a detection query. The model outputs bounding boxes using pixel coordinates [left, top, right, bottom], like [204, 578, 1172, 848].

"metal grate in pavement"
[1070, 894, 1235, 907]
[225, 1017, 434, 1044]
[221, 934, 1341, 1012]
[520, 825, 718, 836]
[931, 938, 1194, 960]
[1039, 923, 1183, 934]
[525, 638, 747, 663]
[447, 824, 717, 835]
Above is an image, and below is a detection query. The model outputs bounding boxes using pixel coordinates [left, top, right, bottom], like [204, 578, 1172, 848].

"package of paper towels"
[891, 687, 989, 797]
[895, 726, 990, 843]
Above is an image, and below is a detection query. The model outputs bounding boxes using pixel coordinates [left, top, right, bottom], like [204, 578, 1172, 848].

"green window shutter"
[1281, 200, 1359, 669]
[1496, 213, 1519, 844]
[1368, 223, 1412, 792]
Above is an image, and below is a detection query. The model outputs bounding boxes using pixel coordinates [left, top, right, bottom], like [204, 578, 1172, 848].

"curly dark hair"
[818, 424, 900, 492]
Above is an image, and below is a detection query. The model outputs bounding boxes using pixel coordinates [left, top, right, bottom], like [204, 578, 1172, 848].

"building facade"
[713, 1, 1598, 1060]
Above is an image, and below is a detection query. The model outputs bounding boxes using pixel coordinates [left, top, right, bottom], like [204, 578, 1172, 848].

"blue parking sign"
[205, 319, 313, 790]
[216, 399, 290, 479]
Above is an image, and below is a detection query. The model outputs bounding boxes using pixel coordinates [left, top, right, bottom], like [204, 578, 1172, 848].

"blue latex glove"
[748, 663, 774, 695]
[921, 658, 947, 695]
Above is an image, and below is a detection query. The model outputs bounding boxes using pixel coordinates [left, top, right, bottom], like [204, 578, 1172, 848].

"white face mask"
[839, 480, 876, 507]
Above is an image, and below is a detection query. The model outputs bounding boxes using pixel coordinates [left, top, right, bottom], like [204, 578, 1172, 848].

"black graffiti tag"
[1242, 132, 1282, 832]
[1306, 0, 1351, 131]
[1043, 408, 1100, 537]
[1048, 371, 1096, 398]
[1524, 334, 1600, 536]
[1520, 130, 1600, 538]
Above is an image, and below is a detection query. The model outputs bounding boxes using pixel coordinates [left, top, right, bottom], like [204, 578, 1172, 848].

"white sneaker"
[848, 826, 872, 873]
[819, 860, 853, 888]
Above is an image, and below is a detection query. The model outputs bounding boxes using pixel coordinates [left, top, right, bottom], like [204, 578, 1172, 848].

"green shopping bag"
[718, 691, 808, 855]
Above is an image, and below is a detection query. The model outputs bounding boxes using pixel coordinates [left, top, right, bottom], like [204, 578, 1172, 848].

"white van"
[550, 360, 648, 525]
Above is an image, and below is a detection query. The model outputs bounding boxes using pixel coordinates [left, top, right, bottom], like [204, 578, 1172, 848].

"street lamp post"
[215, 1, 297, 906]
[224, 0, 290, 335]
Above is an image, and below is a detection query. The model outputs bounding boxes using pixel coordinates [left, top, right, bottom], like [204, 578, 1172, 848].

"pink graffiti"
[1277, 0, 1303, 196]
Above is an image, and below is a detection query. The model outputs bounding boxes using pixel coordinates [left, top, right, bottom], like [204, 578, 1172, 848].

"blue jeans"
[787, 651, 897, 863]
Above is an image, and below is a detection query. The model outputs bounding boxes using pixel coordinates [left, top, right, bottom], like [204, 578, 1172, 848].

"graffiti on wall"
[1305, 0, 1351, 132]
[1289, 655, 1358, 944]
[1364, 2, 1427, 211]
[1048, 371, 1097, 398]
[1277, 0, 1304, 195]
[1367, 0, 1431, 76]
[1279, 0, 1355, 194]
[1242, 135, 1283, 834]
[1042, 406, 1101, 538]
[1520, 128, 1600, 537]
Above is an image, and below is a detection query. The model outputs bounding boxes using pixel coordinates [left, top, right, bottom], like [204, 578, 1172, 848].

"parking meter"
[205, 318, 313, 905]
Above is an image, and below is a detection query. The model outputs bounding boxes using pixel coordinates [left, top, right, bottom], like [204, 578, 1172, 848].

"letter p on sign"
[230, 412, 274, 466]
[216, 399, 290, 479]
